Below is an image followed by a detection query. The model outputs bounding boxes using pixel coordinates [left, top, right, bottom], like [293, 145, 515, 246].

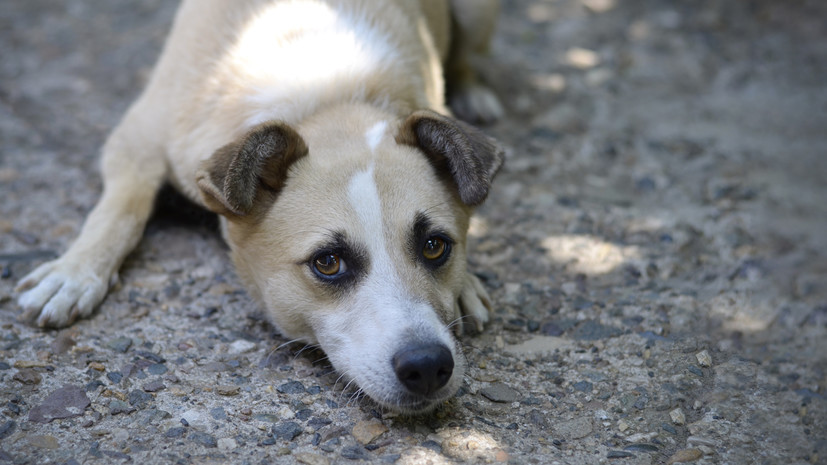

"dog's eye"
[422, 236, 448, 261]
[314, 253, 345, 277]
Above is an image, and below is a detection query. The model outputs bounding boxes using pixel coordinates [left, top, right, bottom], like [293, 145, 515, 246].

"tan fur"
[17, 0, 503, 412]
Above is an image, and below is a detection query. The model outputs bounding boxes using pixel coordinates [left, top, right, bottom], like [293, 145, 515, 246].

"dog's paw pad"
[449, 84, 504, 125]
[16, 260, 109, 328]
[456, 273, 492, 335]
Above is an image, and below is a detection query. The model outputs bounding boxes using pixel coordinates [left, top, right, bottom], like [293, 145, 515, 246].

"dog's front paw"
[15, 258, 112, 328]
[454, 272, 492, 335]
[449, 84, 504, 126]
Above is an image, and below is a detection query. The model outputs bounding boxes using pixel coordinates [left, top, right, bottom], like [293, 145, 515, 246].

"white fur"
[364, 120, 388, 153]
[239, 2, 400, 128]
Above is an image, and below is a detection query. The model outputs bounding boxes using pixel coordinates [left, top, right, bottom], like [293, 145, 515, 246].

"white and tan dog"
[16, 0, 504, 413]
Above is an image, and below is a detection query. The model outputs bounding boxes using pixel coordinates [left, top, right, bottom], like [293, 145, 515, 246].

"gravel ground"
[1, 1, 826, 464]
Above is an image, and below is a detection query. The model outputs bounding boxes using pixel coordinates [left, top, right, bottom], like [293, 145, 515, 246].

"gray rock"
[480, 382, 521, 403]
[107, 337, 132, 353]
[28, 385, 90, 423]
[273, 421, 303, 441]
[189, 431, 217, 448]
[277, 380, 306, 394]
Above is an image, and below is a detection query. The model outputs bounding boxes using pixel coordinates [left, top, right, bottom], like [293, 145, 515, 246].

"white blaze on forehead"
[364, 120, 388, 153]
[347, 163, 384, 237]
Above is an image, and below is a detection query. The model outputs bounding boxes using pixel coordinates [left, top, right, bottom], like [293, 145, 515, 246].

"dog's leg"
[16, 108, 166, 327]
[446, 0, 504, 124]
[454, 272, 492, 335]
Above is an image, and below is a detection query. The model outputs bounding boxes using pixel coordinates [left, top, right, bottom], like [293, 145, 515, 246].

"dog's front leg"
[454, 271, 492, 335]
[16, 118, 166, 327]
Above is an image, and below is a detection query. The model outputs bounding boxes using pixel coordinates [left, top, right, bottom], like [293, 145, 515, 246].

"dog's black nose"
[393, 343, 454, 396]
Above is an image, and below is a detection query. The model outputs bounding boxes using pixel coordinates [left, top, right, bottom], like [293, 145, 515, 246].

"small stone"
[607, 450, 635, 459]
[210, 407, 227, 421]
[228, 340, 257, 354]
[107, 372, 123, 384]
[695, 350, 712, 367]
[190, 431, 218, 448]
[107, 337, 132, 353]
[573, 381, 593, 393]
[351, 420, 388, 445]
[670, 408, 686, 426]
[0, 421, 16, 440]
[128, 389, 153, 408]
[143, 380, 166, 392]
[164, 427, 187, 438]
[27, 435, 59, 449]
[109, 399, 135, 416]
[29, 385, 91, 423]
[88, 362, 106, 372]
[295, 452, 331, 465]
[217, 437, 238, 450]
[147, 363, 168, 375]
[273, 421, 303, 441]
[181, 409, 210, 429]
[666, 448, 703, 464]
[480, 382, 521, 403]
[13, 368, 42, 385]
[618, 419, 630, 432]
[686, 436, 718, 448]
[341, 444, 369, 460]
[277, 380, 306, 394]
[216, 385, 240, 396]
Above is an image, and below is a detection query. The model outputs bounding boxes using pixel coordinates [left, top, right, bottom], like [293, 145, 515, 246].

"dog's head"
[196, 105, 503, 412]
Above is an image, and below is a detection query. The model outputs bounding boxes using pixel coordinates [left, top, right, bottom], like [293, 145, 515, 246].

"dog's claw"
[16, 259, 109, 328]
[456, 272, 492, 335]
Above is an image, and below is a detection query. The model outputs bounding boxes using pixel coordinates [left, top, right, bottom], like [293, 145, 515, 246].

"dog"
[16, 0, 504, 413]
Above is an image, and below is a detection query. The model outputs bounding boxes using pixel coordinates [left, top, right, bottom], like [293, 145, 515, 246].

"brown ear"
[395, 110, 504, 206]
[196, 122, 308, 217]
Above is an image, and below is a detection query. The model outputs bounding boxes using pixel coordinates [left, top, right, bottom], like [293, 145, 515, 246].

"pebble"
[147, 363, 168, 375]
[607, 450, 635, 459]
[181, 409, 210, 429]
[273, 421, 303, 440]
[0, 421, 15, 440]
[687, 436, 718, 448]
[107, 337, 132, 353]
[216, 385, 240, 396]
[142, 380, 166, 392]
[573, 381, 593, 393]
[164, 427, 187, 439]
[28, 385, 91, 423]
[666, 448, 703, 464]
[695, 350, 712, 367]
[670, 408, 686, 425]
[13, 368, 42, 385]
[49, 331, 76, 354]
[278, 380, 307, 394]
[351, 419, 388, 445]
[618, 419, 630, 432]
[108, 400, 134, 416]
[480, 382, 521, 403]
[88, 362, 105, 372]
[189, 431, 218, 448]
[228, 339, 257, 354]
[128, 389, 153, 408]
[340, 444, 370, 460]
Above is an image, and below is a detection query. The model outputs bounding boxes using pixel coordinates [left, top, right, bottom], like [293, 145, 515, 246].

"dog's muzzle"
[392, 343, 454, 396]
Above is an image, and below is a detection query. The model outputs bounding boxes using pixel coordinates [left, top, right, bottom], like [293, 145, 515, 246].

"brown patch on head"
[196, 122, 308, 217]
[395, 110, 504, 206]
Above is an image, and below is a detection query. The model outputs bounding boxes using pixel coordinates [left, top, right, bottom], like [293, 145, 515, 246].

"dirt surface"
[1, 1, 826, 464]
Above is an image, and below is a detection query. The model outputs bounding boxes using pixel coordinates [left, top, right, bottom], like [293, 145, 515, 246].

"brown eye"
[314, 253, 342, 276]
[422, 237, 447, 261]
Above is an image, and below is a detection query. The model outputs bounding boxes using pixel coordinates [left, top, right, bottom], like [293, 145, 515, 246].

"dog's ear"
[396, 110, 504, 206]
[196, 122, 308, 217]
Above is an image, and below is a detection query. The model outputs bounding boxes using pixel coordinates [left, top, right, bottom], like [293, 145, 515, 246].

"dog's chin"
[372, 385, 459, 415]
